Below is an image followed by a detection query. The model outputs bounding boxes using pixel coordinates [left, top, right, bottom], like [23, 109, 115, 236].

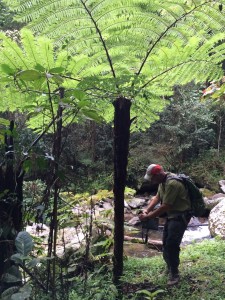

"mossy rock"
[200, 188, 216, 198]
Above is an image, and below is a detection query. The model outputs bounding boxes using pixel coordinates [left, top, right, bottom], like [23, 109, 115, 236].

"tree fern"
[1, 1, 225, 133]
[0, 29, 104, 131]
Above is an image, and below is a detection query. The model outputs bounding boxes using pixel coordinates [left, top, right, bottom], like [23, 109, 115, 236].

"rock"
[204, 196, 225, 210]
[219, 180, 225, 193]
[102, 202, 113, 210]
[127, 216, 141, 226]
[208, 198, 225, 238]
[188, 217, 208, 227]
[26, 223, 49, 238]
[182, 225, 211, 245]
[127, 197, 146, 209]
[209, 193, 225, 200]
[124, 235, 163, 248]
[124, 200, 130, 208]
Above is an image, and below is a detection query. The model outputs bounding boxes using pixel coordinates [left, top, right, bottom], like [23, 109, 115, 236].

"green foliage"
[1, 266, 22, 284]
[2, 1, 225, 130]
[58, 238, 225, 299]
[186, 148, 225, 191]
[14, 231, 34, 256]
[0, 28, 104, 132]
[134, 289, 165, 300]
[69, 270, 118, 300]
[1, 286, 21, 300]
[129, 84, 216, 171]
[22, 180, 46, 224]
[9, 284, 32, 300]
[0, 0, 22, 30]
[121, 239, 225, 300]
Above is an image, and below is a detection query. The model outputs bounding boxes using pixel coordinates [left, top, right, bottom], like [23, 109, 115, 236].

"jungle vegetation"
[0, 0, 225, 299]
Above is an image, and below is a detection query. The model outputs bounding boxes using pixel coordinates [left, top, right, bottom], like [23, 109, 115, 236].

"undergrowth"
[68, 238, 225, 300]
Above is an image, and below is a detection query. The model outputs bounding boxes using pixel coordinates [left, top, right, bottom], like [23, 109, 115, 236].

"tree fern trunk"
[113, 97, 131, 286]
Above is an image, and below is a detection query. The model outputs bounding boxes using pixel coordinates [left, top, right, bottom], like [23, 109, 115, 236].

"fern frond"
[0, 31, 29, 70]
[2, 0, 225, 130]
[20, 28, 40, 67]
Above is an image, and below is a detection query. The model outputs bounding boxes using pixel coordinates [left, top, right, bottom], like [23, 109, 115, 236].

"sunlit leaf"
[82, 109, 103, 123]
[77, 100, 89, 108]
[0, 118, 10, 126]
[49, 67, 65, 73]
[1, 64, 15, 75]
[16, 70, 43, 81]
[34, 63, 46, 72]
[0, 77, 12, 82]
[72, 90, 86, 101]
[52, 74, 64, 84]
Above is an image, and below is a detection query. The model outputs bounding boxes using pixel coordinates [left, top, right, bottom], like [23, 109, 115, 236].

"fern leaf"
[0, 31, 28, 70]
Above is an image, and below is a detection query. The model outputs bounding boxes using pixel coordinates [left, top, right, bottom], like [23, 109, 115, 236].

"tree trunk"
[0, 120, 24, 279]
[113, 97, 131, 286]
[45, 89, 64, 297]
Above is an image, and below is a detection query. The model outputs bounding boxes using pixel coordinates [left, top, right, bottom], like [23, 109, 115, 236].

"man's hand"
[139, 212, 152, 221]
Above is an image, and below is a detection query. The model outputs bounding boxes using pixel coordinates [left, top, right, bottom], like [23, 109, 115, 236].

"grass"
[122, 238, 225, 299]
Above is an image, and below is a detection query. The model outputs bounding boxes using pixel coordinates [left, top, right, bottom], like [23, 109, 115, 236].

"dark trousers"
[162, 216, 190, 275]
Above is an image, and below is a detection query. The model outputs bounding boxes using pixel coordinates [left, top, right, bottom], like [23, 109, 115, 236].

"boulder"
[126, 197, 146, 209]
[219, 180, 225, 193]
[208, 198, 225, 238]
[204, 195, 225, 210]
[127, 216, 141, 226]
[209, 193, 225, 200]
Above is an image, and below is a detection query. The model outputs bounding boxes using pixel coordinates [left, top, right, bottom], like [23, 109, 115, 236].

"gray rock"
[219, 180, 225, 193]
[208, 198, 225, 238]
[209, 193, 225, 200]
[102, 202, 113, 210]
[127, 216, 141, 226]
[204, 196, 225, 210]
[127, 197, 146, 209]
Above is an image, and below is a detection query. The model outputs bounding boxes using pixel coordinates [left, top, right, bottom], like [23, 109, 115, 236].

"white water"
[181, 217, 211, 245]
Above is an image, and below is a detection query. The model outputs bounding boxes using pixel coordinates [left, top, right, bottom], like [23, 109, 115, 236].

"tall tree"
[1, 0, 225, 286]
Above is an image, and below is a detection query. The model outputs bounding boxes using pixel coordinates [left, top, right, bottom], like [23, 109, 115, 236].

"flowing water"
[124, 217, 211, 258]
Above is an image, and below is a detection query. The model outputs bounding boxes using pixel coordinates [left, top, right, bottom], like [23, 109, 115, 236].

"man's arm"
[143, 195, 160, 214]
[139, 197, 171, 221]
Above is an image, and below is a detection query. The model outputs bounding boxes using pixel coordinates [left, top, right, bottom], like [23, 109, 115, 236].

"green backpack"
[167, 174, 206, 217]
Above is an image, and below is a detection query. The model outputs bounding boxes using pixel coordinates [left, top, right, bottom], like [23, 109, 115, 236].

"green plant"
[134, 289, 165, 300]
[186, 148, 225, 190]
[1, 231, 34, 299]
[121, 239, 225, 300]
[69, 270, 118, 300]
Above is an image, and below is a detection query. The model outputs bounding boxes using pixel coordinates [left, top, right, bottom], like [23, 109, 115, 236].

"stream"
[26, 216, 211, 259]
[123, 216, 211, 258]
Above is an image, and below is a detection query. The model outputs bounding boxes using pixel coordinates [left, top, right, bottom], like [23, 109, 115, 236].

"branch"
[79, 0, 117, 80]
[140, 59, 209, 89]
[136, 1, 212, 75]
[25, 115, 60, 154]
[19, 263, 48, 293]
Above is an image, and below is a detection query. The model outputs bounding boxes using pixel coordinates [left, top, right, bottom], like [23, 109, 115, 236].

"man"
[139, 164, 191, 286]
